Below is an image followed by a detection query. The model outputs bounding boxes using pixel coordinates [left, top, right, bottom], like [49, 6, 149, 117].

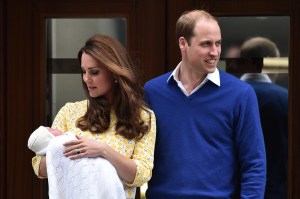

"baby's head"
[46, 127, 63, 137]
[28, 126, 62, 155]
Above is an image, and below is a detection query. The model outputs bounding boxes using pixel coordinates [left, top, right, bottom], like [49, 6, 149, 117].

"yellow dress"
[32, 100, 156, 199]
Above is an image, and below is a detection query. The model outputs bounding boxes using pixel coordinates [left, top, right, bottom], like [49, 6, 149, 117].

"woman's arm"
[63, 136, 137, 183]
[101, 144, 137, 183]
[39, 156, 47, 177]
[31, 155, 47, 179]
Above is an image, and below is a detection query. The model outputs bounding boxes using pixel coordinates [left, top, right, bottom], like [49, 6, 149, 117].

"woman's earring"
[114, 78, 118, 83]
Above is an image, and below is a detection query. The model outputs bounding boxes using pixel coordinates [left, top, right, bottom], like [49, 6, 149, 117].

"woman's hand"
[63, 135, 137, 183]
[63, 135, 105, 160]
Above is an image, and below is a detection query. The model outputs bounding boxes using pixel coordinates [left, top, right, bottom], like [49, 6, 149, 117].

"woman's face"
[81, 52, 115, 103]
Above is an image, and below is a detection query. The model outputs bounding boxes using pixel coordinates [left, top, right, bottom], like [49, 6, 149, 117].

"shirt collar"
[240, 73, 272, 83]
[167, 62, 221, 87]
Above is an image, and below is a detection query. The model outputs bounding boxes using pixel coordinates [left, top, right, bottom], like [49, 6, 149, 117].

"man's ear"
[179, 37, 187, 51]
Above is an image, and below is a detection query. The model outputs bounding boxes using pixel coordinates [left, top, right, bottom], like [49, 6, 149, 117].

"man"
[228, 37, 288, 199]
[144, 10, 266, 198]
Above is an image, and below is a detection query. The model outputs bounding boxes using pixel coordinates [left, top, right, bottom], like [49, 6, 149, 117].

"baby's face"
[46, 127, 63, 137]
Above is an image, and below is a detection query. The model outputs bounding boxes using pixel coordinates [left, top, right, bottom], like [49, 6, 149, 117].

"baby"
[28, 126, 64, 155]
[28, 126, 126, 199]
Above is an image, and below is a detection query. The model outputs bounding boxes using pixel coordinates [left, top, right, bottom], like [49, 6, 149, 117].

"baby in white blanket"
[28, 126, 126, 199]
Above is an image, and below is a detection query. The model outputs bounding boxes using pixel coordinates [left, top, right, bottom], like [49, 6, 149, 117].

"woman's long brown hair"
[76, 34, 150, 140]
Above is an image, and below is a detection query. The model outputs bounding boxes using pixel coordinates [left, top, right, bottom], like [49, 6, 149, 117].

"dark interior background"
[1, 0, 300, 199]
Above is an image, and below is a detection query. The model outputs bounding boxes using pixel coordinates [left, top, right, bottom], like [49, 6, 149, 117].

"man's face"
[226, 58, 263, 73]
[183, 19, 222, 74]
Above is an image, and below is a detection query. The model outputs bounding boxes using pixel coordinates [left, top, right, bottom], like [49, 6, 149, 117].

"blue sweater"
[144, 70, 266, 199]
[247, 81, 288, 199]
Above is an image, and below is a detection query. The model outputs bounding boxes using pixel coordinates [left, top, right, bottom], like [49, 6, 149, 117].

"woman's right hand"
[39, 156, 47, 177]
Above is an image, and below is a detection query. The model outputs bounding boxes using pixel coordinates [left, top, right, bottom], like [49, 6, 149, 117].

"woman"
[32, 34, 156, 199]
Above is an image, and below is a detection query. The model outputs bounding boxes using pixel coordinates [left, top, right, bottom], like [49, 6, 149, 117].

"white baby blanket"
[46, 134, 126, 199]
